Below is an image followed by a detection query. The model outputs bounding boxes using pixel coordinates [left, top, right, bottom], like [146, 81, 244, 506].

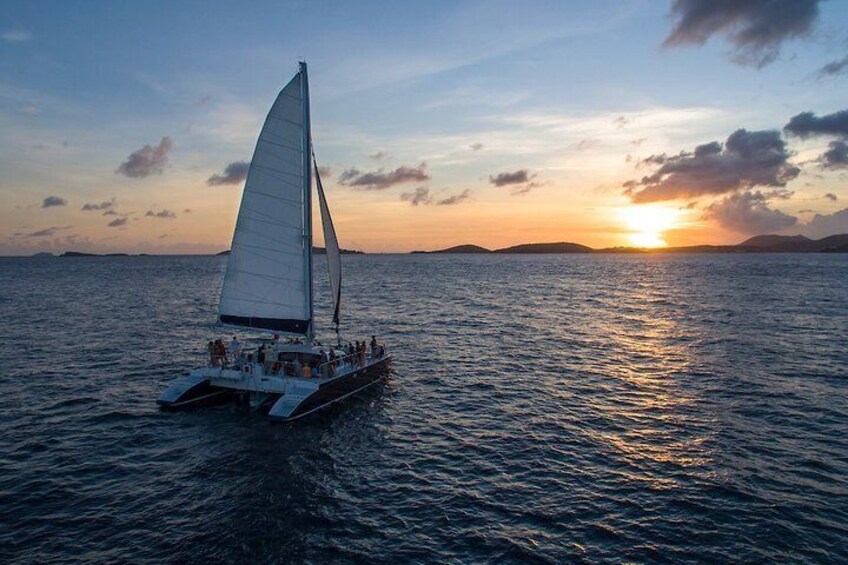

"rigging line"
[250, 163, 304, 181]
[225, 273, 303, 289]
[255, 137, 304, 154]
[231, 247, 303, 263]
[238, 212, 301, 231]
[247, 177, 302, 196]
[266, 114, 303, 128]
[277, 90, 301, 103]
[222, 294, 305, 309]
[233, 229, 304, 252]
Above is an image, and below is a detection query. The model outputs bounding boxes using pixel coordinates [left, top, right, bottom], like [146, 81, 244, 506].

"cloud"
[316, 165, 332, 178]
[470, 142, 484, 151]
[107, 217, 128, 228]
[207, 161, 249, 185]
[2, 30, 31, 42]
[81, 198, 116, 211]
[624, 129, 800, 203]
[819, 55, 848, 77]
[145, 209, 176, 219]
[194, 95, 212, 107]
[400, 187, 432, 206]
[42, 196, 67, 208]
[400, 187, 472, 207]
[821, 141, 848, 169]
[662, 0, 821, 68]
[802, 208, 848, 238]
[704, 191, 798, 233]
[577, 138, 601, 151]
[339, 162, 430, 190]
[489, 169, 531, 186]
[102, 210, 118, 216]
[437, 189, 472, 205]
[369, 151, 389, 160]
[824, 192, 838, 202]
[183, 208, 193, 213]
[116, 137, 173, 178]
[25, 226, 71, 237]
[613, 116, 629, 129]
[784, 109, 848, 139]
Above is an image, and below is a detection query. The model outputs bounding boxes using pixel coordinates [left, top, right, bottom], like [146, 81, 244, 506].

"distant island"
[20, 233, 848, 258]
[414, 234, 848, 254]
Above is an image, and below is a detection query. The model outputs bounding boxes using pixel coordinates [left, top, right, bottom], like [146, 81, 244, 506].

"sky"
[1, 0, 847, 255]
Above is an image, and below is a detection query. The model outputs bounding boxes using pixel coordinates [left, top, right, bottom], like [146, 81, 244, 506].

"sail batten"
[218, 66, 311, 335]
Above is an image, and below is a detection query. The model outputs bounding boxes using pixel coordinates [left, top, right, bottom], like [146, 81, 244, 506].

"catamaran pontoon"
[157, 62, 391, 421]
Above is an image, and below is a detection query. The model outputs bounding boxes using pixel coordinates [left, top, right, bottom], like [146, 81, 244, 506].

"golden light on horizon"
[620, 205, 681, 248]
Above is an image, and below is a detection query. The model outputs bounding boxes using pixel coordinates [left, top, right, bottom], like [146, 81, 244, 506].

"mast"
[300, 61, 314, 342]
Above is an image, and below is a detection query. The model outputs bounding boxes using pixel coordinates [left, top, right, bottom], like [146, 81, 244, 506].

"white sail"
[218, 64, 313, 334]
[315, 162, 341, 327]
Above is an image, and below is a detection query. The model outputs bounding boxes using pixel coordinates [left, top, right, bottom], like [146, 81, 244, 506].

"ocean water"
[1, 253, 847, 564]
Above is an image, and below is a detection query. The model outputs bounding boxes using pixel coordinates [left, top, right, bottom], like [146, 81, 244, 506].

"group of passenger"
[205, 333, 385, 376]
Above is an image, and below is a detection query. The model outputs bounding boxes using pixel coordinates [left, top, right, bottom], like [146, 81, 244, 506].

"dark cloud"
[489, 170, 531, 187]
[183, 208, 193, 213]
[624, 129, 800, 203]
[81, 198, 115, 211]
[194, 95, 211, 107]
[400, 187, 432, 206]
[613, 116, 629, 130]
[316, 165, 332, 178]
[663, 0, 822, 68]
[704, 191, 797, 233]
[820, 140, 848, 169]
[437, 189, 472, 205]
[145, 209, 176, 219]
[207, 161, 249, 186]
[102, 210, 118, 216]
[369, 151, 389, 160]
[631, 138, 647, 146]
[42, 195, 67, 208]
[470, 143, 484, 151]
[784, 109, 848, 138]
[25, 226, 71, 237]
[339, 163, 430, 190]
[116, 137, 173, 178]
[824, 193, 838, 201]
[803, 207, 848, 238]
[819, 55, 848, 77]
[107, 217, 128, 228]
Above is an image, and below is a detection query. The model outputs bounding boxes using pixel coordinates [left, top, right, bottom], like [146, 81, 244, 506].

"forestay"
[218, 68, 311, 334]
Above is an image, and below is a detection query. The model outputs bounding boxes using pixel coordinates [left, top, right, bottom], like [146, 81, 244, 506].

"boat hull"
[156, 372, 235, 409]
[272, 355, 392, 422]
[157, 355, 392, 421]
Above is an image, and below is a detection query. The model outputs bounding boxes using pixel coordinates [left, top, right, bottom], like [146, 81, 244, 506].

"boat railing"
[200, 347, 386, 378]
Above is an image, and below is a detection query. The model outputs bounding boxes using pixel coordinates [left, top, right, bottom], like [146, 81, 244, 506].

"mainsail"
[315, 159, 341, 328]
[218, 63, 313, 335]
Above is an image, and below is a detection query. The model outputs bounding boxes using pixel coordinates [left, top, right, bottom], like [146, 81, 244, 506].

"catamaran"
[157, 62, 392, 421]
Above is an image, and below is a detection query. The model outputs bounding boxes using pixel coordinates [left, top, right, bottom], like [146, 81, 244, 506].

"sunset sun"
[621, 205, 681, 248]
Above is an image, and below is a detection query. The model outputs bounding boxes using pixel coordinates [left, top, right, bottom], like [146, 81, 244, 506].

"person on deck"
[228, 336, 241, 359]
[214, 339, 227, 366]
[206, 340, 215, 366]
[370, 335, 378, 357]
